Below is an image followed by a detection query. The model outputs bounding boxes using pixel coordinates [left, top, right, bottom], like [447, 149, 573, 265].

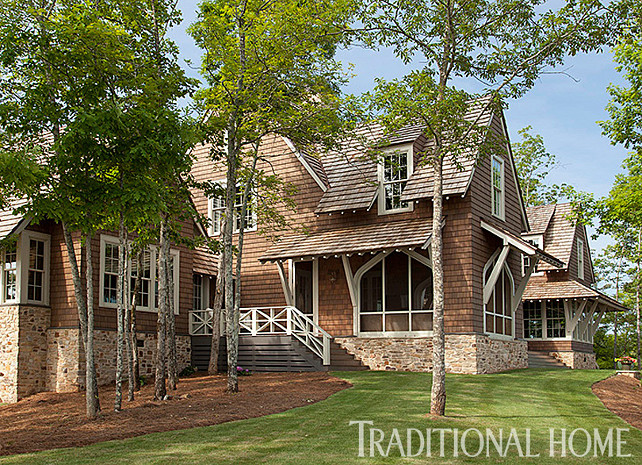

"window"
[523, 301, 543, 338]
[491, 156, 505, 219]
[546, 301, 566, 338]
[100, 236, 179, 313]
[1, 242, 17, 303]
[378, 145, 413, 214]
[103, 243, 119, 304]
[483, 252, 514, 336]
[358, 252, 432, 334]
[209, 183, 257, 235]
[522, 236, 542, 276]
[577, 238, 585, 280]
[193, 274, 203, 310]
[23, 233, 49, 304]
[131, 249, 152, 308]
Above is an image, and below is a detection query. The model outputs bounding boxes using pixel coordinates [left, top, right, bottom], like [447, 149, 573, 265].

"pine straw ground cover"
[0, 369, 641, 464]
[0, 372, 349, 456]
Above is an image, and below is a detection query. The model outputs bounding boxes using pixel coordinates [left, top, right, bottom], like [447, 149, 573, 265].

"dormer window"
[491, 156, 505, 220]
[378, 144, 413, 215]
[577, 238, 584, 280]
[522, 235, 543, 276]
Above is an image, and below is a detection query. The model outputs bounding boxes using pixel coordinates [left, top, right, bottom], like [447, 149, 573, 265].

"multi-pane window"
[546, 301, 566, 338]
[380, 148, 411, 213]
[577, 238, 585, 280]
[523, 301, 543, 338]
[484, 265, 513, 336]
[491, 156, 504, 219]
[131, 249, 152, 308]
[102, 243, 119, 304]
[27, 239, 46, 302]
[210, 184, 257, 235]
[101, 237, 178, 312]
[359, 252, 432, 334]
[522, 237, 541, 276]
[2, 243, 17, 302]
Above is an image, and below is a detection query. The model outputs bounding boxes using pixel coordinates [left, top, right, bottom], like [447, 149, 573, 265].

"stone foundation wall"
[335, 334, 528, 374]
[46, 328, 82, 392]
[550, 351, 597, 369]
[0, 305, 20, 403]
[16, 306, 50, 399]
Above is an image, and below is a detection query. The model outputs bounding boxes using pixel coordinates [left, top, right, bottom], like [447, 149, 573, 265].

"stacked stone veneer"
[335, 334, 528, 374]
[49, 329, 191, 390]
[0, 305, 50, 403]
[549, 351, 597, 370]
[1, 303, 191, 403]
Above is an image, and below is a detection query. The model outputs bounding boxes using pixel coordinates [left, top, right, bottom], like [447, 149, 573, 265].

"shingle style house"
[0, 102, 622, 403]
[189, 102, 566, 374]
[521, 203, 626, 369]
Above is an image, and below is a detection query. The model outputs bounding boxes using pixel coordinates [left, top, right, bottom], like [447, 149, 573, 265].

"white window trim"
[356, 250, 433, 337]
[482, 250, 515, 337]
[577, 238, 585, 280]
[522, 300, 573, 340]
[377, 143, 414, 216]
[491, 155, 505, 221]
[20, 231, 51, 306]
[193, 273, 211, 311]
[208, 179, 258, 236]
[0, 239, 19, 305]
[521, 234, 544, 277]
[99, 235, 180, 314]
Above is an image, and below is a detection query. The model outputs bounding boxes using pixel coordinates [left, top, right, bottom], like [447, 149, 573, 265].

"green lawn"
[1, 369, 640, 464]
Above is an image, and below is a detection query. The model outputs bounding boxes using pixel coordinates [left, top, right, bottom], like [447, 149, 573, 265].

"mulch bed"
[0, 372, 350, 456]
[592, 374, 642, 430]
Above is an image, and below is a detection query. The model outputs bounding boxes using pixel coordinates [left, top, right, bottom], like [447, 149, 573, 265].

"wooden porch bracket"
[578, 299, 598, 340]
[564, 299, 589, 337]
[341, 255, 358, 335]
[276, 260, 294, 307]
[483, 245, 510, 305]
[590, 306, 606, 340]
[512, 257, 539, 312]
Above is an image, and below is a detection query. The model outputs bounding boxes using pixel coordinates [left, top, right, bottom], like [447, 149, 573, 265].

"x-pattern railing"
[189, 306, 331, 365]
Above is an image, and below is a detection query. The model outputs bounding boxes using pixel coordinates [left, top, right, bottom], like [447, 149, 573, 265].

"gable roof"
[0, 199, 29, 241]
[313, 97, 497, 214]
[525, 203, 577, 272]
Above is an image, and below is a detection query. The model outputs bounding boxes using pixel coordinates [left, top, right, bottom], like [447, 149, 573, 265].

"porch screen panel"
[360, 262, 383, 332]
[411, 258, 433, 331]
[483, 264, 513, 337]
[385, 253, 409, 331]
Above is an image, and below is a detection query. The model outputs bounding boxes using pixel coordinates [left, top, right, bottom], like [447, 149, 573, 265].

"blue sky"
[170, 1, 628, 253]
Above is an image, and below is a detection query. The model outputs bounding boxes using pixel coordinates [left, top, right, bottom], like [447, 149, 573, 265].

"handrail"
[189, 306, 332, 365]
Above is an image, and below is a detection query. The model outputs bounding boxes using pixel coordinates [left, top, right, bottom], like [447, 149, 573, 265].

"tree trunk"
[85, 232, 101, 418]
[635, 228, 642, 370]
[114, 214, 126, 411]
[614, 249, 623, 369]
[62, 224, 99, 419]
[166, 259, 178, 390]
[154, 216, 169, 400]
[208, 247, 226, 375]
[430, 155, 446, 416]
[128, 249, 142, 400]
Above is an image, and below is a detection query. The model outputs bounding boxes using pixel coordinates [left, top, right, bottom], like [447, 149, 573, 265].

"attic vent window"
[491, 156, 505, 220]
[378, 144, 413, 215]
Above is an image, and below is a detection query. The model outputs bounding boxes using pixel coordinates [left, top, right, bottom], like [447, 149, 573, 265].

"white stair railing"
[189, 306, 331, 365]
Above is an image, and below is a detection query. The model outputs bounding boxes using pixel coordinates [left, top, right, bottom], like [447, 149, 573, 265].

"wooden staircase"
[528, 351, 569, 369]
[191, 335, 368, 372]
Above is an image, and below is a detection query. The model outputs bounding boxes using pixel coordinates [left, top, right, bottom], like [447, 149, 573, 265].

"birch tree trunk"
[128, 250, 142, 400]
[154, 216, 169, 400]
[209, 246, 226, 375]
[85, 232, 100, 418]
[635, 228, 642, 370]
[430, 154, 446, 416]
[224, 154, 238, 393]
[167, 260, 178, 390]
[114, 214, 126, 411]
[62, 224, 99, 419]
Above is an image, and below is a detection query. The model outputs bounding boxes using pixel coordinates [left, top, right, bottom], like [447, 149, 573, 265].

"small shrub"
[179, 365, 197, 377]
[139, 375, 147, 387]
[236, 366, 252, 376]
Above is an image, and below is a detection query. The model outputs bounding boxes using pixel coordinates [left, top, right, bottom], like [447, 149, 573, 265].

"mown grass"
[1, 369, 640, 464]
